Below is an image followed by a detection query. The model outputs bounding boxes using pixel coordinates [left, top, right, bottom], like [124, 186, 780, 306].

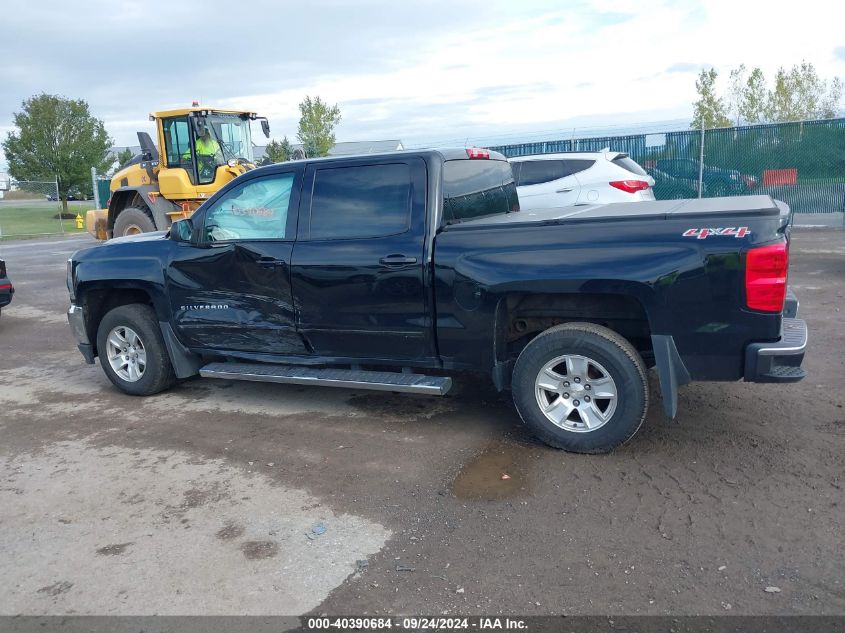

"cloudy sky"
[1, 0, 843, 162]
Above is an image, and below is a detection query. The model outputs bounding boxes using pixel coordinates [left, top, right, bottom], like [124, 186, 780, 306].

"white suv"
[509, 151, 655, 210]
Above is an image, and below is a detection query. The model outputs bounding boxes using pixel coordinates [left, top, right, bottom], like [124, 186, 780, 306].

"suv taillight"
[609, 180, 650, 193]
[745, 242, 788, 312]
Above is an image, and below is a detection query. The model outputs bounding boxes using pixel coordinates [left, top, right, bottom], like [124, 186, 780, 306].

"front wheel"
[96, 304, 176, 396]
[113, 207, 156, 237]
[512, 323, 649, 453]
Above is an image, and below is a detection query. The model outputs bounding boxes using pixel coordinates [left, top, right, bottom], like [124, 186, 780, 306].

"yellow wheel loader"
[87, 105, 271, 239]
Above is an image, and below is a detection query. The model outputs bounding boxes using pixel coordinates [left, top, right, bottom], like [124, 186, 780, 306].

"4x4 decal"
[683, 227, 750, 239]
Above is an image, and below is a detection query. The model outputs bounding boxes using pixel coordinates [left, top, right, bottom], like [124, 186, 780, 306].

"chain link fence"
[489, 117, 845, 226]
[0, 179, 94, 239]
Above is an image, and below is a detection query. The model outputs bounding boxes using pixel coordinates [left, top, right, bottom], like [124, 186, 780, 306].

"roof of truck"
[278, 147, 508, 165]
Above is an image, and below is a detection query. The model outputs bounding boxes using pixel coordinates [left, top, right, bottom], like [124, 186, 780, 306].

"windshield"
[203, 113, 254, 163]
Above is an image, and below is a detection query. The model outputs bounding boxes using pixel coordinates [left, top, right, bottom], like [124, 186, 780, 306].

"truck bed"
[462, 195, 787, 226]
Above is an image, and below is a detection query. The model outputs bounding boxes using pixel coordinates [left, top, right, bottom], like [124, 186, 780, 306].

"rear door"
[290, 157, 433, 362]
[515, 159, 583, 209]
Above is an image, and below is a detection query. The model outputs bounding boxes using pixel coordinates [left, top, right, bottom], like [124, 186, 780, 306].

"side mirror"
[261, 119, 270, 138]
[170, 218, 193, 242]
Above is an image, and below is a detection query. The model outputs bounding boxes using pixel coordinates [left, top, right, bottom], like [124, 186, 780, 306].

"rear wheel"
[512, 323, 649, 453]
[707, 182, 728, 198]
[113, 207, 156, 237]
[96, 304, 176, 396]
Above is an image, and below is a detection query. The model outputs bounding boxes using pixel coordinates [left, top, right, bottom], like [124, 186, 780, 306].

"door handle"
[257, 256, 286, 268]
[556, 187, 574, 193]
[379, 255, 418, 266]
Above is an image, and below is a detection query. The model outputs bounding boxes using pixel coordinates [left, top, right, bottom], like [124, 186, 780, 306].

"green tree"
[727, 64, 747, 126]
[767, 62, 843, 121]
[691, 68, 732, 129]
[2, 94, 113, 212]
[296, 95, 341, 158]
[820, 77, 844, 118]
[265, 136, 294, 163]
[739, 67, 768, 124]
[116, 147, 134, 168]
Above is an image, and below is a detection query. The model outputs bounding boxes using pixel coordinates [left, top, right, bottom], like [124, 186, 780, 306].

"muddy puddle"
[450, 441, 538, 500]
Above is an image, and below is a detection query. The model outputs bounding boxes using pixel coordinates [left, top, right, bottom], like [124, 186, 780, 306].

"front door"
[167, 167, 305, 354]
[290, 158, 432, 362]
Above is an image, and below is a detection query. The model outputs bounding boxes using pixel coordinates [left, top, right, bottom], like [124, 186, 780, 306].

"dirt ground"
[0, 229, 842, 617]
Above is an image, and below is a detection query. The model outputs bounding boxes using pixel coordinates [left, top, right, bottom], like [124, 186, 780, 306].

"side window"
[443, 159, 517, 222]
[562, 159, 596, 176]
[204, 173, 295, 241]
[216, 121, 244, 158]
[517, 160, 567, 186]
[309, 163, 411, 240]
[163, 117, 191, 168]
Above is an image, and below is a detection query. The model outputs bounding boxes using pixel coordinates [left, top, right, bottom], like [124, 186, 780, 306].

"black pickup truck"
[66, 148, 807, 453]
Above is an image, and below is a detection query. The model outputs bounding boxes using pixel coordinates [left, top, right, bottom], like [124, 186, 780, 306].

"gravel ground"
[0, 229, 842, 617]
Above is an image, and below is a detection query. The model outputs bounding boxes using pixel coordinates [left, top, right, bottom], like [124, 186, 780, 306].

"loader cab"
[155, 108, 264, 201]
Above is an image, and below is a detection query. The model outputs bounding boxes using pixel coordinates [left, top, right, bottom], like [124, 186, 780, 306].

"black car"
[655, 158, 754, 198]
[0, 259, 13, 316]
[45, 190, 89, 202]
[647, 166, 699, 200]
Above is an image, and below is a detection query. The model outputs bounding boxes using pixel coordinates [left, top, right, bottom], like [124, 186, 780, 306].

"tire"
[511, 323, 648, 453]
[96, 303, 176, 396]
[707, 182, 728, 198]
[113, 207, 156, 237]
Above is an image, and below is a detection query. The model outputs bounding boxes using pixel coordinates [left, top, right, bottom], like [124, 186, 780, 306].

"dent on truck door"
[290, 157, 434, 361]
[166, 167, 307, 354]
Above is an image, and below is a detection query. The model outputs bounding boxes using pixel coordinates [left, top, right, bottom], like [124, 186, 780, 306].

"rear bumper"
[744, 317, 807, 383]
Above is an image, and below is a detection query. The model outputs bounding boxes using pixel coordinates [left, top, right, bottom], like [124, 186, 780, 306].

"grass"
[0, 201, 94, 240]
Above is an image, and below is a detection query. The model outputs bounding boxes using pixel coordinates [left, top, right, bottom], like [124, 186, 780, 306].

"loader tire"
[113, 207, 156, 237]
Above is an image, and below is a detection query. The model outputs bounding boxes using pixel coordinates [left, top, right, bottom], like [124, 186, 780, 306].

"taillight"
[745, 242, 788, 312]
[609, 180, 650, 193]
[466, 148, 490, 159]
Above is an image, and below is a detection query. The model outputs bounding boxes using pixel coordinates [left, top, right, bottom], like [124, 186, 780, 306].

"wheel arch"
[108, 186, 180, 234]
[76, 283, 164, 356]
[76, 282, 201, 379]
[491, 289, 655, 389]
[492, 289, 690, 419]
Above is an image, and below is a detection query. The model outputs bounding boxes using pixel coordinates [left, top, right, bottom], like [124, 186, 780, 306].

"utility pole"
[92, 167, 100, 210]
[697, 122, 705, 198]
[57, 175, 64, 234]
